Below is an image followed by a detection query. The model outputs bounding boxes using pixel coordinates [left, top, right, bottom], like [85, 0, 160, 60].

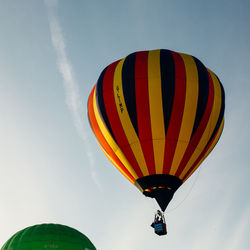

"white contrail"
[44, 0, 102, 191]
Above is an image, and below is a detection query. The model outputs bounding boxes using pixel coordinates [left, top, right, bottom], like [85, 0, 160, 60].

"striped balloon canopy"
[88, 49, 225, 212]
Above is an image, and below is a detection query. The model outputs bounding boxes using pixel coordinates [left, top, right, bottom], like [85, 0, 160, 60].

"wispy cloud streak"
[44, 0, 101, 190]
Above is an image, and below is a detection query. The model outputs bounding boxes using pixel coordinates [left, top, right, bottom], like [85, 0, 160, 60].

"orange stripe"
[88, 85, 135, 183]
[102, 60, 144, 178]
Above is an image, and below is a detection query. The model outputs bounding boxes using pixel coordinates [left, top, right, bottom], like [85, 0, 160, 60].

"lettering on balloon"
[116, 85, 124, 113]
[44, 242, 59, 248]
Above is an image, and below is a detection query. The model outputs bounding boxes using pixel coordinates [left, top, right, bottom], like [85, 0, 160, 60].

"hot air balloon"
[88, 49, 225, 235]
[1, 223, 96, 250]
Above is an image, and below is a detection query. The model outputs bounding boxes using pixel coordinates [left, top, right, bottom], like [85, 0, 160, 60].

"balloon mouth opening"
[143, 186, 172, 197]
[135, 174, 183, 211]
[135, 174, 182, 192]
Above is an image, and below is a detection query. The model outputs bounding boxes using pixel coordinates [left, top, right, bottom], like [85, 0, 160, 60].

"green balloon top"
[1, 223, 96, 250]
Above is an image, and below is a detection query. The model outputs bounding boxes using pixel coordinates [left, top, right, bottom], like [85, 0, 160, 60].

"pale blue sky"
[0, 0, 250, 249]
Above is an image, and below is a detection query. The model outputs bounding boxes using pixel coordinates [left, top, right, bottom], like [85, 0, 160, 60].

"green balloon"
[1, 223, 96, 250]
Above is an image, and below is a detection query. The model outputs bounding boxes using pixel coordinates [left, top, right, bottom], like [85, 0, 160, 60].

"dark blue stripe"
[160, 49, 175, 135]
[191, 57, 210, 137]
[122, 52, 138, 136]
[206, 77, 225, 145]
[96, 66, 117, 142]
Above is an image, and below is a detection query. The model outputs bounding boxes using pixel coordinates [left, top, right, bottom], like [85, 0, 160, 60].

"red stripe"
[182, 120, 222, 181]
[163, 51, 186, 174]
[102, 60, 144, 178]
[88, 86, 135, 183]
[175, 70, 215, 177]
[134, 51, 156, 175]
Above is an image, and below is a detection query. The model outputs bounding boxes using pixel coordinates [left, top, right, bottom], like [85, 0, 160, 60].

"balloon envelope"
[1, 223, 96, 250]
[88, 49, 225, 211]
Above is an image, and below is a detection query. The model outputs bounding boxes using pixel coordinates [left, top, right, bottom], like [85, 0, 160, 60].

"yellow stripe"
[148, 50, 165, 174]
[170, 53, 199, 175]
[97, 141, 134, 184]
[179, 70, 223, 179]
[92, 88, 139, 179]
[206, 69, 222, 139]
[113, 59, 149, 176]
[182, 119, 224, 182]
